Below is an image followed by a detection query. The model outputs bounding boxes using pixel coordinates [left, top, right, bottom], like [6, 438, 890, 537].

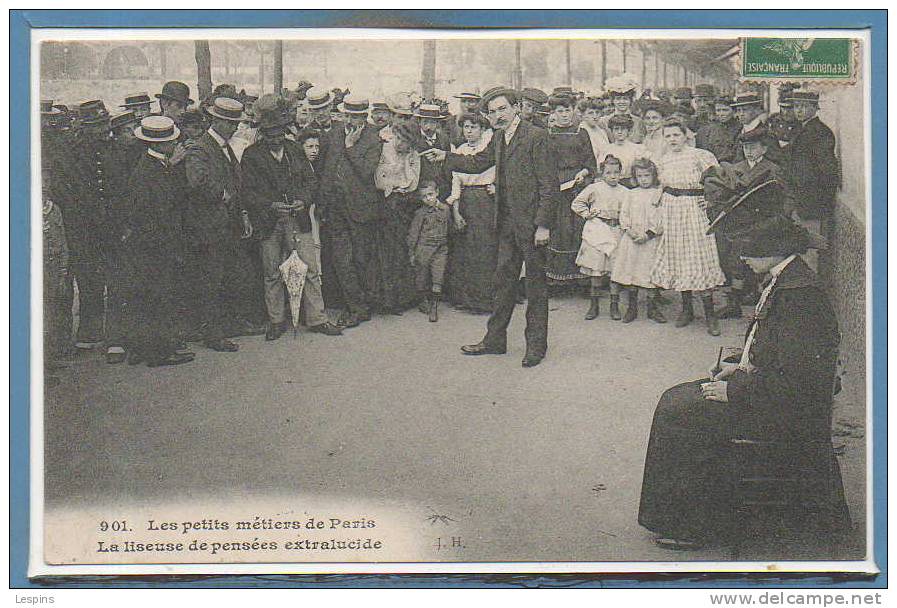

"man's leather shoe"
[522, 352, 544, 368]
[309, 322, 343, 336]
[205, 338, 239, 352]
[460, 341, 506, 356]
[337, 311, 361, 328]
[265, 322, 285, 341]
[235, 319, 267, 337]
[147, 352, 195, 367]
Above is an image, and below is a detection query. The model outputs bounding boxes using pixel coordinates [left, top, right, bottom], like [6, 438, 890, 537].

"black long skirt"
[448, 187, 498, 312]
[638, 380, 850, 543]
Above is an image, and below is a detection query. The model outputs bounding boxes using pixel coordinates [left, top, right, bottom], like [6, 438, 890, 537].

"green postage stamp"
[740, 37, 858, 82]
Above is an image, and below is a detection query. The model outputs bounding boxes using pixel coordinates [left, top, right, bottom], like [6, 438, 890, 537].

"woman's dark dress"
[449, 186, 498, 312]
[638, 257, 850, 542]
[371, 192, 418, 312]
[545, 126, 597, 282]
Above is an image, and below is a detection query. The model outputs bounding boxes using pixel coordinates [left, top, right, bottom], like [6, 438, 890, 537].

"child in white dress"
[572, 155, 628, 320]
[611, 158, 667, 323]
[600, 114, 648, 182]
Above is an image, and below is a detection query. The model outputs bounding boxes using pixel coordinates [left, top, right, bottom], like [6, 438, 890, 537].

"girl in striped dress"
[649, 117, 726, 335]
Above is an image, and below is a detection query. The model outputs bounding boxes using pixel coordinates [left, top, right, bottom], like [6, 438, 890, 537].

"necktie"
[224, 142, 238, 166]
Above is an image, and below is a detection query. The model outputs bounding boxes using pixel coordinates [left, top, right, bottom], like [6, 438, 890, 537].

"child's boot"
[675, 291, 694, 327]
[428, 292, 440, 323]
[702, 294, 721, 336]
[418, 291, 430, 315]
[716, 289, 743, 319]
[647, 292, 667, 324]
[584, 296, 600, 320]
[622, 288, 639, 323]
[609, 294, 622, 320]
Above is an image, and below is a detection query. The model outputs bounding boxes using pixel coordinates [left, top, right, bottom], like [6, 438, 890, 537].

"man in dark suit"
[240, 96, 342, 340]
[424, 87, 560, 368]
[784, 90, 840, 276]
[184, 97, 249, 352]
[318, 96, 384, 327]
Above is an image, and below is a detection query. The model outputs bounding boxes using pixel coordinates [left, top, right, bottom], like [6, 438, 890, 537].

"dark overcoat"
[183, 130, 242, 243]
[240, 140, 312, 240]
[638, 257, 850, 542]
[320, 125, 384, 225]
[786, 116, 840, 220]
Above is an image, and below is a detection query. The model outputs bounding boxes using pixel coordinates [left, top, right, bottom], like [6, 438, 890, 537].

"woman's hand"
[700, 381, 729, 402]
[453, 209, 467, 230]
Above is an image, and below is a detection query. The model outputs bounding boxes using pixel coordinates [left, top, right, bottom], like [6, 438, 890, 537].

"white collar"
[146, 148, 167, 162]
[208, 127, 229, 147]
[745, 155, 764, 168]
[504, 115, 522, 143]
[769, 254, 798, 280]
[270, 146, 285, 162]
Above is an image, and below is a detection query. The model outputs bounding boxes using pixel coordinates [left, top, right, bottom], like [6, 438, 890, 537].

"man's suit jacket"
[786, 116, 840, 219]
[445, 118, 559, 237]
[240, 140, 312, 239]
[184, 129, 241, 243]
[320, 124, 384, 225]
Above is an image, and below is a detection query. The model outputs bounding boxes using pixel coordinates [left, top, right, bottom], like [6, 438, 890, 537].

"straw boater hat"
[305, 87, 333, 110]
[479, 86, 518, 111]
[454, 92, 481, 101]
[338, 95, 370, 115]
[40, 99, 62, 116]
[731, 93, 763, 107]
[413, 103, 446, 120]
[120, 92, 153, 109]
[135, 115, 181, 142]
[386, 92, 414, 116]
[77, 100, 110, 124]
[155, 81, 194, 106]
[205, 97, 248, 122]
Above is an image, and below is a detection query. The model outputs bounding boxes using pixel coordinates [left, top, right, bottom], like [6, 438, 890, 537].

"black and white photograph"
[31, 28, 872, 573]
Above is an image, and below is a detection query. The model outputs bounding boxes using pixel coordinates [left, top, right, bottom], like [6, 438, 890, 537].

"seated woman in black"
[638, 213, 850, 549]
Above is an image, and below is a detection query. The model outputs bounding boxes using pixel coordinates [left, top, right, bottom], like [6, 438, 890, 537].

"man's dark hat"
[77, 100, 110, 124]
[110, 111, 139, 130]
[639, 99, 672, 116]
[607, 114, 635, 129]
[714, 96, 735, 107]
[479, 86, 518, 111]
[520, 87, 548, 105]
[41, 99, 63, 116]
[674, 87, 693, 100]
[120, 92, 153, 108]
[694, 84, 716, 98]
[454, 92, 481, 101]
[785, 90, 820, 104]
[179, 109, 208, 127]
[706, 178, 786, 235]
[155, 81, 194, 106]
[731, 93, 763, 107]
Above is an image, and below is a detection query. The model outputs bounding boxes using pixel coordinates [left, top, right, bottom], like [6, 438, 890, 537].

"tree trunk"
[420, 40, 436, 99]
[194, 40, 212, 102]
[274, 41, 283, 94]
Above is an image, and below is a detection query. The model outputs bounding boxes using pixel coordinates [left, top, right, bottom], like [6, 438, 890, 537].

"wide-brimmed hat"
[135, 115, 181, 142]
[731, 93, 763, 107]
[730, 214, 812, 257]
[413, 103, 446, 120]
[40, 99, 62, 116]
[110, 111, 139, 131]
[339, 95, 370, 115]
[155, 81, 194, 106]
[77, 100, 110, 124]
[120, 92, 153, 109]
[305, 87, 333, 110]
[205, 97, 248, 122]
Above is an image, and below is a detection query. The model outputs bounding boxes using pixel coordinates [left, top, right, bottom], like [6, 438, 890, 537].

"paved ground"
[43, 294, 867, 564]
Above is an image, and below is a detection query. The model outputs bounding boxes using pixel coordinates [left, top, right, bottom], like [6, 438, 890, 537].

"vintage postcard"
[25, 22, 876, 578]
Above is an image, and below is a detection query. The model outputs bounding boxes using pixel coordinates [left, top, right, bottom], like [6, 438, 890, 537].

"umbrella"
[279, 250, 308, 337]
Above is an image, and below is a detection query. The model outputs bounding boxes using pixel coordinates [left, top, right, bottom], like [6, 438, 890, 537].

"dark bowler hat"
[731, 93, 763, 107]
[694, 84, 716, 98]
[414, 103, 446, 120]
[480, 86, 518, 110]
[110, 111, 139, 131]
[338, 95, 370, 115]
[135, 115, 181, 143]
[77, 100, 110, 124]
[155, 81, 194, 106]
[731, 214, 812, 258]
[454, 92, 481, 100]
[785, 90, 820, 104]
[738, 125, 770, 144]
[40, 99, 62, 115]
[120, 92, 153, 108]
[205, 97, 248, 122]
[674, 87, 693, 100]
[520, 87, 548, 105]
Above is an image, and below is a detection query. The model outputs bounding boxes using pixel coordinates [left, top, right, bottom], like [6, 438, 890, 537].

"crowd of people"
[40, 73, 840, 370]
